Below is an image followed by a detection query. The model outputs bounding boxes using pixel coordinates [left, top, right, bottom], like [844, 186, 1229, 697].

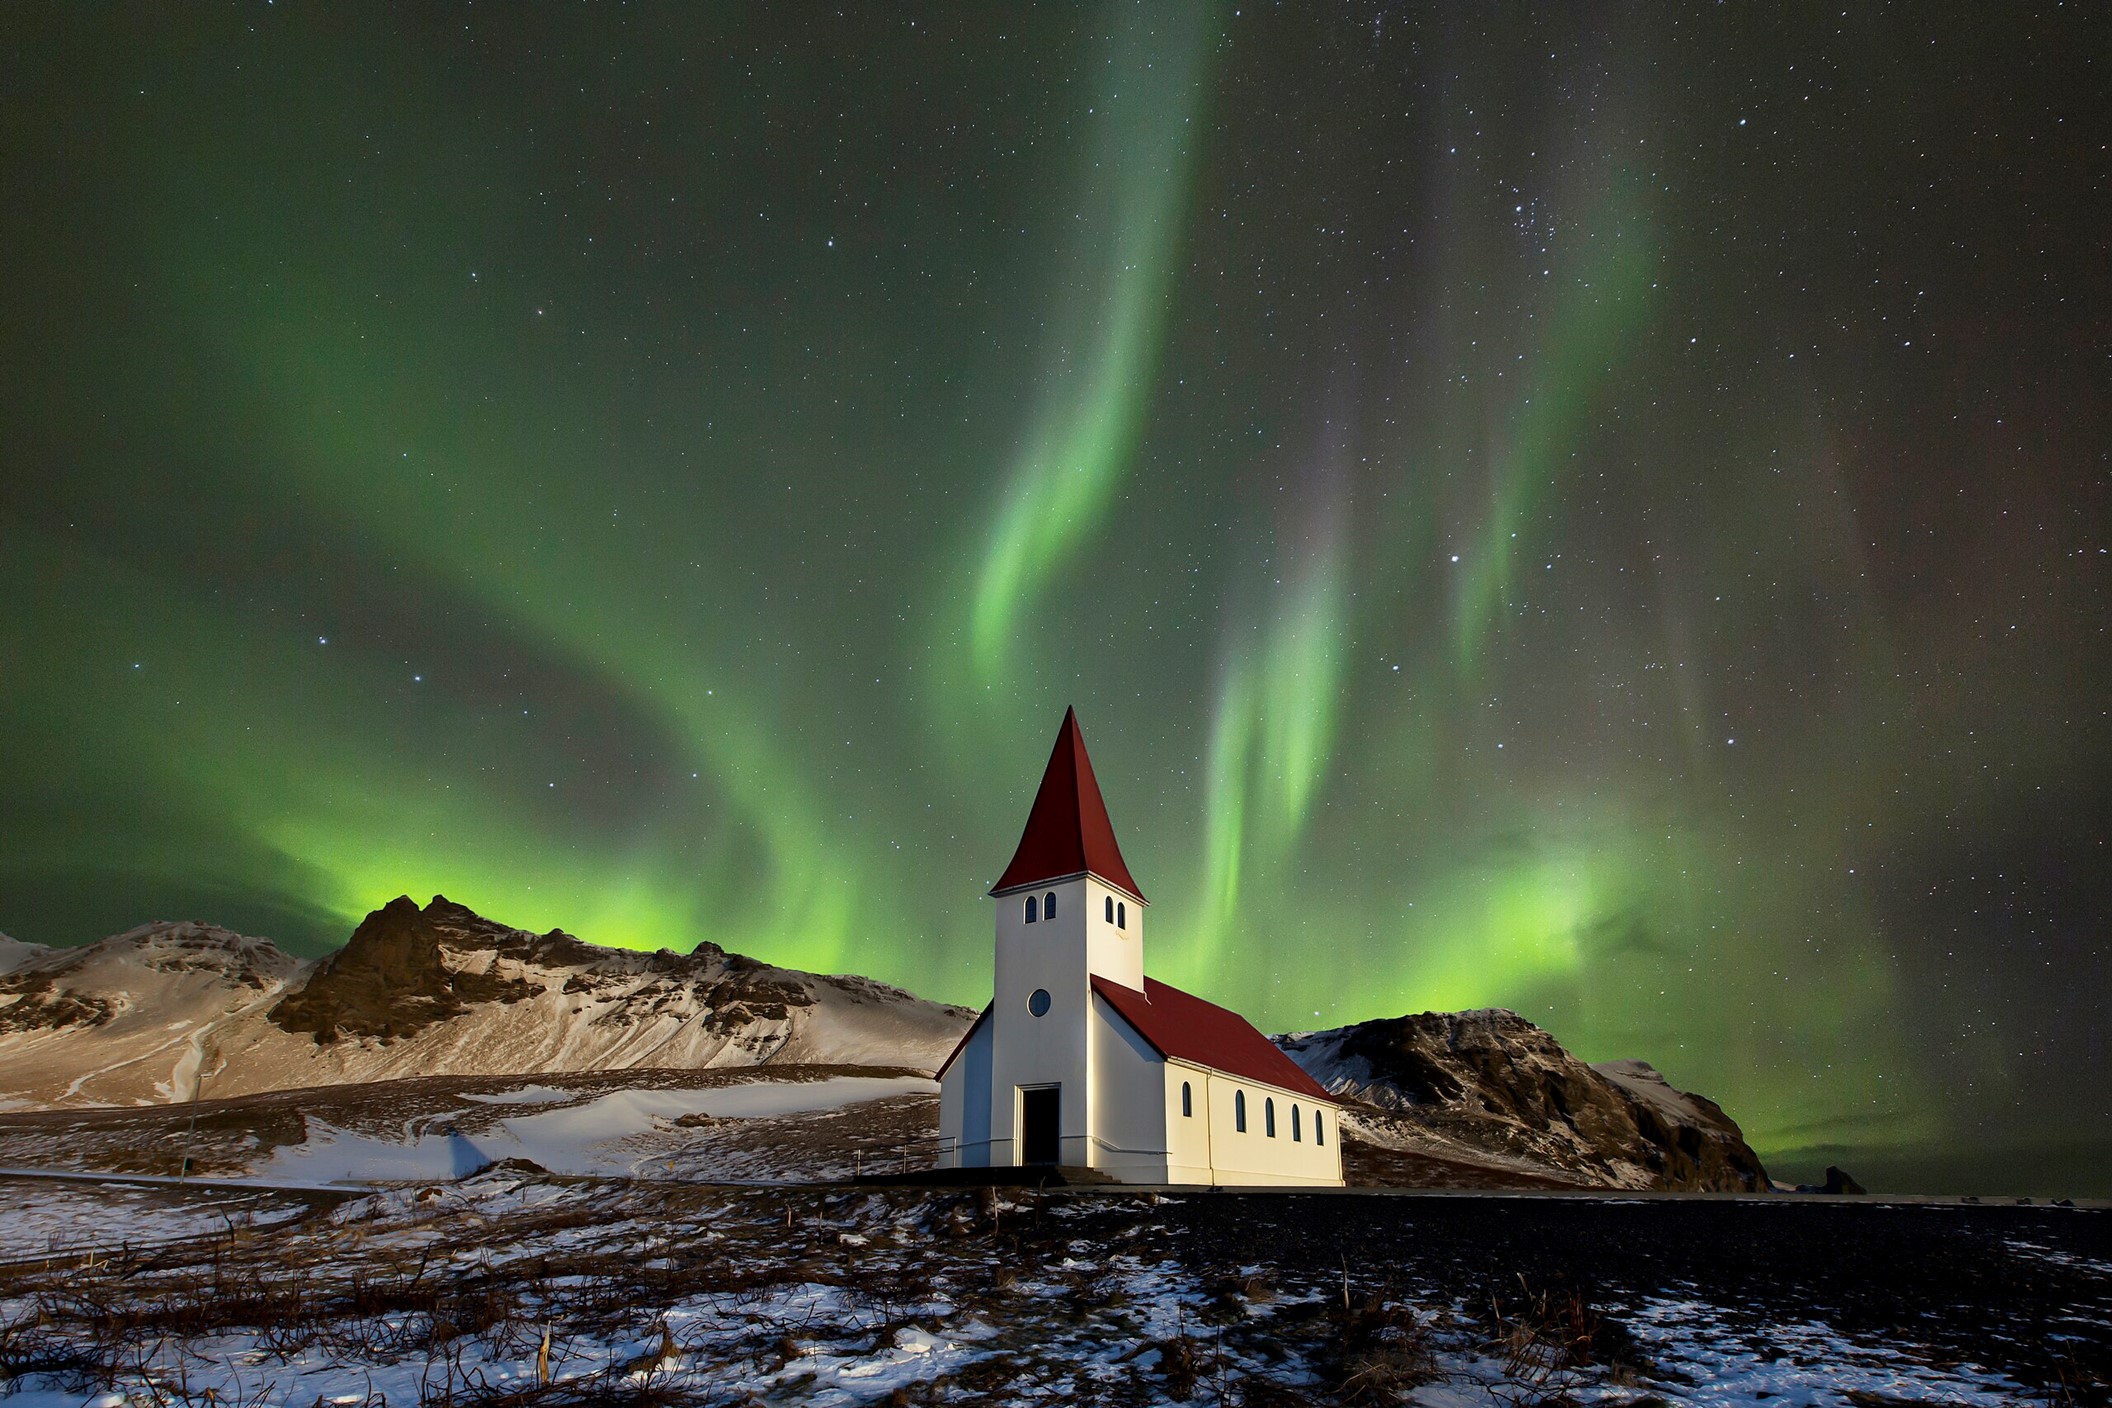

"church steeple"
[990, 707, 1146, 904]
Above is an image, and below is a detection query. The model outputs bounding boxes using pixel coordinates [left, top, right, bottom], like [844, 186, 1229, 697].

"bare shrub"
[1326, 1290, 1441, 1404]
[1473, 1274, 1645, 1405]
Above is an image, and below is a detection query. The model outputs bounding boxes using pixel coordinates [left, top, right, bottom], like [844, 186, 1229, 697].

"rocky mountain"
[1278, 1008, 1768, 1193]
[0, 897, 975, 1109]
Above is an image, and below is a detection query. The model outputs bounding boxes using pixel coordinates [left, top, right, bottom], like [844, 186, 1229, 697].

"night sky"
[3, 5, 2106, 1192]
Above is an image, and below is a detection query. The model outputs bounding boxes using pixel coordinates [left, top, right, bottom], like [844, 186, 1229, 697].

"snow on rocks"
[1624, 1297, 2038, 1407]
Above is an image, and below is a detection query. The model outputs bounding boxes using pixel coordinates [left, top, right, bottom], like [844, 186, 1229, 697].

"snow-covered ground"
[0, 1065, 945, 1189]
[266, 1074, 933, 1184]
[0, 1175, 2101, 1405]
[0, 1180, 311, 1262]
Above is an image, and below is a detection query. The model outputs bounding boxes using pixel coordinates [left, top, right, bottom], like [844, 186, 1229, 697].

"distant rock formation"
[1796, 1165, 1867, 1195]
[0, 898, 975, 1108]
[1278, 1009, 1769, 1193]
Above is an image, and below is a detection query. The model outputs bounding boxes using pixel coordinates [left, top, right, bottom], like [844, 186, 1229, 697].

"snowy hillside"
[0, 932, 49, 974]
[0, 897, 974, 1109]
[0, 921, 308, 1106]
[1277, 1008, 1768, 1192]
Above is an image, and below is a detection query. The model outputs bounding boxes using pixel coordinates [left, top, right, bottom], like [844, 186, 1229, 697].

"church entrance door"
[1019, 1085, 1060, 1165]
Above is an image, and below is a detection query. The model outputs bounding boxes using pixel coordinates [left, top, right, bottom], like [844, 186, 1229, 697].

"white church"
[938, 708, 1343, 1186]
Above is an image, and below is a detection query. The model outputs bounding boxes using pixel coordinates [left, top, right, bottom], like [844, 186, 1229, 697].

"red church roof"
[990, 707, 1146, 903]
[1091, 975, 1334, 1102]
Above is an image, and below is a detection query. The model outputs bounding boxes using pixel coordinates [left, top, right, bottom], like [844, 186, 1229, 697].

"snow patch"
[0, 933, 52, 975]
[0, 1181, 308, 1259]
[266, 1075, 935, 1183]
[460, 1083, 575, 1105]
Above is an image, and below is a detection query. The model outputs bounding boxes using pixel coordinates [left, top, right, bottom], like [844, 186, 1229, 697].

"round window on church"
[1027, 988, 1052, 1017]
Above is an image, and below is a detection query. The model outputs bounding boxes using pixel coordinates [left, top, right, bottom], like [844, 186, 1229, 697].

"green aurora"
[2, 5, 2105, 1193]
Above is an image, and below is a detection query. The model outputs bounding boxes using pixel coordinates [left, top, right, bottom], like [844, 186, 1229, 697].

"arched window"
[1117, 901, 1126, 930]
[1181, 1081, 1193, 1118]
[1292, 1105, 1302, 1142]
[1024, 895, 1038, 924]
[1105, 895, 1114, 923]
[1044, 890, 1056, 919]
[1234, 1090, 1247, 1132]
[1314, 1112, 1325, 1147]
[1265, 1097, 1277, 1137]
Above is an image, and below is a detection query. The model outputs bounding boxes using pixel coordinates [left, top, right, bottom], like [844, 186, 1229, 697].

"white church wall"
[988, 876, 1093, 1165]
[1089, 993, 1168, 1180]
[1081, 877, 1144, 991]
[1202, 1072, 1343, 1186]
[1162, 1060, 1216, 1184]
[937, 1014, 994, 1169]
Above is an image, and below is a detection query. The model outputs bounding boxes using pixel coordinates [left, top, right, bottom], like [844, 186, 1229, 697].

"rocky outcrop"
[270, 896, 544, 1043]
[1279, 1009, 1769, 1193]
[1797, 1165, 1866, 1195]
[266, 893, 950, 1061]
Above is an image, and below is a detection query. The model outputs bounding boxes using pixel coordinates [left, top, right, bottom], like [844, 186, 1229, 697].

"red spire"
[990, 707, 1146, 903]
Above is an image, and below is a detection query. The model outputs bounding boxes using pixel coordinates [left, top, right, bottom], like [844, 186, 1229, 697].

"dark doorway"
[1020, 1086, 1060, 1165]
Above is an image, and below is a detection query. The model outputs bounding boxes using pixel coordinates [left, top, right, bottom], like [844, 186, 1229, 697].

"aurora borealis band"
[2, 5, 2106, 1193]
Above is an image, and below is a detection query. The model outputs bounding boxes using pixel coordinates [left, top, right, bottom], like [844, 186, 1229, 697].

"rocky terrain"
[1279, 1009, 1769, 1192]
[0, 897, 975, 1108]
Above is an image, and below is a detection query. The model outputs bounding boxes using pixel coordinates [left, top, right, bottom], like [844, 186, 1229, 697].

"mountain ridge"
[0, 896, 975, 1108]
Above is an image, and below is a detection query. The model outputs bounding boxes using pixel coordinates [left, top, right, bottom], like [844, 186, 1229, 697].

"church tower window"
[1117, 901, 1126, 930]
[1181, 1081, 1193, 1117]
[1024, 895, 1038, 924]
[1105, 895, 1113, 923]
[1044, 891, 1056, 919]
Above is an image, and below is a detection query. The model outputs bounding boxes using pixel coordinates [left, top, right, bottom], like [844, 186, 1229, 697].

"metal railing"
[885, 1132, 1174, 1171]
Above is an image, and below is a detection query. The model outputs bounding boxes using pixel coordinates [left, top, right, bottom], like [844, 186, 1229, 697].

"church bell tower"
[981, 707, 1147, 1165]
